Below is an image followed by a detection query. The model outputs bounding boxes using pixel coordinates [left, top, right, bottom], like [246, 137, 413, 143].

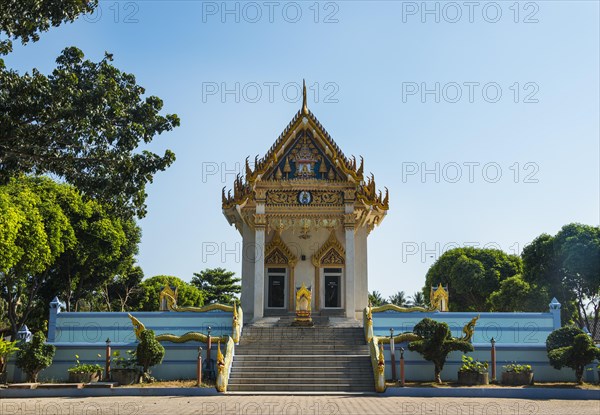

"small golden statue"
[292, 283, 313, 326]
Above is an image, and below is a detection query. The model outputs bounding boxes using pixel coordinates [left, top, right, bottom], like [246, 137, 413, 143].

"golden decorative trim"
[254, 213, 267, 228]
[311, 230, 345, 267]
[264, 231, 298, 266]
[430, 284, 449, 312]
[459, 315, 479, 342]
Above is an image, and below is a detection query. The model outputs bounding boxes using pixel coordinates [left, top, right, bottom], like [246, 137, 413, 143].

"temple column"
[253, 203, 267, 320]
[344, 199, 356, 319]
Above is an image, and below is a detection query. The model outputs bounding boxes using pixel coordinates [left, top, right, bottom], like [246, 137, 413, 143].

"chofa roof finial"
[302, 79, 308, 114]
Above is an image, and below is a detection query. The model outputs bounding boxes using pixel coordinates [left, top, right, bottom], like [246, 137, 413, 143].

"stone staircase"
[228, 318, 374, 392]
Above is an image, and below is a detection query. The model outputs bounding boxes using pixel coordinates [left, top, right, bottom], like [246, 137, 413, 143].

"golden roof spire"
[302, 79, 308, 114]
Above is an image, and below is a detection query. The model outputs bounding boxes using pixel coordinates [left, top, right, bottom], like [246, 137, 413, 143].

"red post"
[491, 337, 497, 382]
[105, 338, 111, 381]
[197, 347, 203, 387]
[400, 347, 405, 387]
[390, 328, 396, 381]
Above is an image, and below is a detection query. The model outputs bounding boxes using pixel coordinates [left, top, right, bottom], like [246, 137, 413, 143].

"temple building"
[222, 83, 389, 321]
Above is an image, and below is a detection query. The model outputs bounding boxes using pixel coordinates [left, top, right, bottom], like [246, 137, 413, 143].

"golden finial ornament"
[302, 79, 308, 114]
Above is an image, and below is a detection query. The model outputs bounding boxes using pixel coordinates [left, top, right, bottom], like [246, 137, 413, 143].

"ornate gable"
[222, 81, 389, 233]
[312, 230, 345, 266]
[265, 231, 298, 266]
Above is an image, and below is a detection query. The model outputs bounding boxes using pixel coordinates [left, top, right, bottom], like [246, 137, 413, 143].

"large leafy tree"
[408, 318, 474, 384]
[100, 265, 144, 312]
[37, 190, 141, 312]
[423, 247, 524, 311]
[523, 224, 600, 337]
[135, 276, 204, 311]
[489, 275, 548, 312]
[191, 268, 241, 305]
[0, 1, 98, 54]
[0, 176, 75, 337]
[0, 2, 179, 219]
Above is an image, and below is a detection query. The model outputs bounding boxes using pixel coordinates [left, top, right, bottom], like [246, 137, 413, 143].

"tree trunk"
[576, 366, 584, 385]
[434, 365, 442, 384]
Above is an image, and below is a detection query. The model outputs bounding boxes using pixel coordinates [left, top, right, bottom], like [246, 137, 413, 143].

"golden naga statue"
[292, 283, 313, 326]
[460, 315, 480, 342]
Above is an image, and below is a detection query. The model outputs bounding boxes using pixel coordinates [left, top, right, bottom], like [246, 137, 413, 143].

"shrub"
[136, 329, 164, 381]
[67, 354, 103, 374]
[502, 363, 532, 373]
[0, 338, 19, 378]
[15, 332, 55, 382]
[546, 326, 600, 384]
[408, 318, 474, 383]
[113, 350, 138, 370]
[459, 355, 488, 374]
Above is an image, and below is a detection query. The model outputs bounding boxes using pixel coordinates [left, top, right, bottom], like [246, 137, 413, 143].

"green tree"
[100, 265, 144, 312]
[368, 291, 387, 307]
[489, 275, 548, 312]
[16, 331, 56, 382]
[546, 326, 600, 384]
[0, 1, 97, 54]
[523, 224, 600, 337]
[39, 198, 140, 312]
[388, 291, 407, 307]
[136, 329, 165, 381]
[136, 276, 204, 311]
[410, 291, 428, 307]
[191, 268, 241, 304]
[424, 247, 524, 311]
[0, 176, 75, 337]
[408, 318, 474, 384]
[0, 3, 179, 219]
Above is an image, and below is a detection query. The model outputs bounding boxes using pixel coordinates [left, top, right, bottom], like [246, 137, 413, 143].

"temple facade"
[222, 84, 389, 321]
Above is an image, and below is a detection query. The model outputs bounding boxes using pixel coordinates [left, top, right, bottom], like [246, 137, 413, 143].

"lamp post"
[105, 338, 111, 381]
[491, 337, 496, 382]
[400, 347, 405, 387]
[389, 328, 396, 382]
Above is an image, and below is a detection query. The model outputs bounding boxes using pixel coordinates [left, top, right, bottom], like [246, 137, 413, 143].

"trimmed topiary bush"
[546, 326, 600, 384]
[408, 318, 474, 384]
[136, 329, 164, 382]
[15, 331, 55, 382]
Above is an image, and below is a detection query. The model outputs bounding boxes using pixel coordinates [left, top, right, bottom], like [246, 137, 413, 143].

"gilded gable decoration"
[312, 230, 345, 267]
[265, 231, 298, 267]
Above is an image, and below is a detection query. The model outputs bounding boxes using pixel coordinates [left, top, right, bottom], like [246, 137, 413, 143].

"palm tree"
[411, 291, 427, 307]
[368, 291, 386, 306]
[388, 291, 407, 307]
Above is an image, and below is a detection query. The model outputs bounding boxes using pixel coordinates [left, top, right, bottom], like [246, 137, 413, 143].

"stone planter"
[501, 371, 534, 386]
[68, 370, 102, 383]
[458, 371, 489, 385]
[111, 369, 140, 385]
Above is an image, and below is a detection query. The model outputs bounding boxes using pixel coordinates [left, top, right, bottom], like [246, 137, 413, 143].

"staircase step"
[228, 384, 373, 392]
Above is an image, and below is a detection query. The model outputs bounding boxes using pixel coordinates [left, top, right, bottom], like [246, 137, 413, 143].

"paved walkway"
[1, 395, 599, 415]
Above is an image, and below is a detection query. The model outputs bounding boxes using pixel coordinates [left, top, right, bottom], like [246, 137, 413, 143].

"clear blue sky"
[6, 1, 599, 299]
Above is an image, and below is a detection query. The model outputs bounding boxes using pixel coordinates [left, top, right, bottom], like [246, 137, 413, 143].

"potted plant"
[0, 338, 18, 384]
[458, 355, 489, 385]
[502, 363, 534, 385]
[111, 350, 140, 385]
[67, 354, 103, 383]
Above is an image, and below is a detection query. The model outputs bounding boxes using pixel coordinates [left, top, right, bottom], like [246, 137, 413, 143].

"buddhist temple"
[222, 81, 389, 321]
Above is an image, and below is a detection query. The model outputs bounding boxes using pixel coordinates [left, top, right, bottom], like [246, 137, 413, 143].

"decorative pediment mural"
[265, 231, 298, 266]
[312, 230, 345, 266]
[264, 129, 345, 181]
